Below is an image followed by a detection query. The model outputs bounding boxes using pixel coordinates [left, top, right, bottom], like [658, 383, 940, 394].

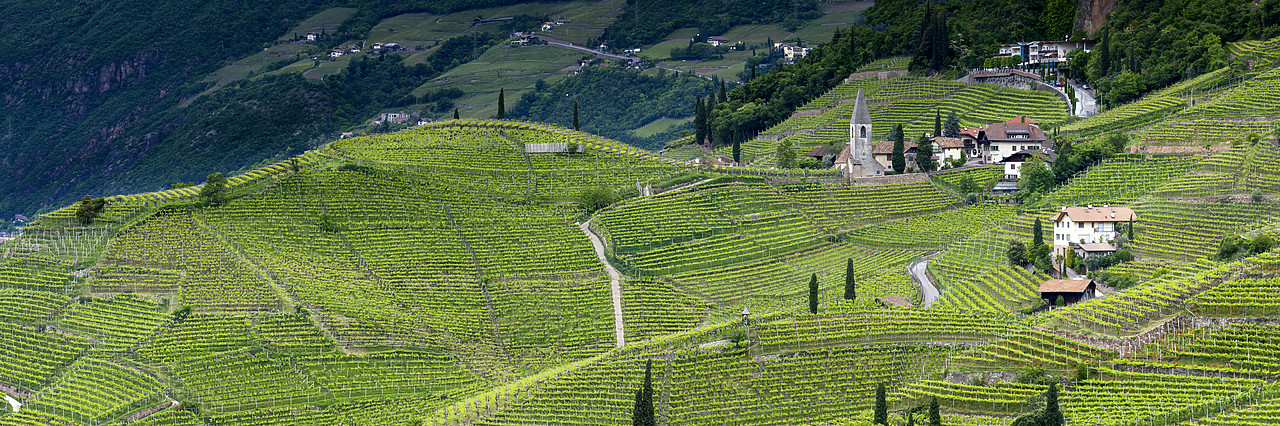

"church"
[831, 88, 885, 177]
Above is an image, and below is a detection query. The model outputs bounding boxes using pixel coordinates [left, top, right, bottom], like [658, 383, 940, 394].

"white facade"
[1052, 206, 1137, 257]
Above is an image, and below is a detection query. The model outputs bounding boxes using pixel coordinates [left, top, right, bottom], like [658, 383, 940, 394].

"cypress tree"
[633, 360, 656, 426]
[873, 383, 888, 425]
[1045, 382, 1061, 426]
[694, 97, 706, 144]
[719, 80, 727, 103]
[808, 273, 819, 314]
[573, 101, 580, 131]
[453, 109, 460, 120]
[732, 134, 741, 163]
[497, 88, 505, 119]
[1033, 218, 1044, 249]
[934, 110, 941, 137]
[843, 258, 856, 301]
[916, 133, 935, 172]
[1128, 214, 1135, 241]
[929, 396, 942, 426]
[892, 124, 906, 173]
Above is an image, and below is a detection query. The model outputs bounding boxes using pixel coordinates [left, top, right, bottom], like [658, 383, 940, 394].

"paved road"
[909, 259, 941, 308]
[580, 219, 625, 347]
[1066, 80, 1098, 117]
[3, 394, 19, 412]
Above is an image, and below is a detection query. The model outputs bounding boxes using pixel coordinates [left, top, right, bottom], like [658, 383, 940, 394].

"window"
[1078, 223, 1084, 229]
[860, 126, 866, 139]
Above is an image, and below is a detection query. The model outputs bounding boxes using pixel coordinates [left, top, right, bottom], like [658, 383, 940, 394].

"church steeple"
[846, 88, 883, 176]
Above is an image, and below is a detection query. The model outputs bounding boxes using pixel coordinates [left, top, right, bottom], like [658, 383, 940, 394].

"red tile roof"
[1039, 279, 1095, 293]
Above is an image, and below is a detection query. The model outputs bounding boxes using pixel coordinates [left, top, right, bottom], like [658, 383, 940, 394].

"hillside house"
[379, 111, 414, 124]
[1001, 150, 1055, 179]
[707, 36, 730, 47]
[930, 137, 967, 163]
[958, 128, 981, 156]
[773, 43, 811, 61]
[871, 140, 915, 170]
[995, 40, 1095, 68]
[1051, 206, 1137, 257]
[306, 32, 320, 41]
[1039, 279, 1096, 305]
[979, 117, 1045, 163]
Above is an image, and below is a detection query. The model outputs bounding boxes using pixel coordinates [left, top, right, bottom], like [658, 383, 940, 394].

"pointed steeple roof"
[852, 88, 872, 125]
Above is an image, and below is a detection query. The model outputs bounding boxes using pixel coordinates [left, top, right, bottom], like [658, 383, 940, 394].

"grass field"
[633, 116, 693, 138]
[412, 44, 583, 119]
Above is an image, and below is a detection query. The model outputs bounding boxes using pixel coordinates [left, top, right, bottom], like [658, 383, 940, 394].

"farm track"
[580, 219, 625, 347]
[910, 256, 941, 308]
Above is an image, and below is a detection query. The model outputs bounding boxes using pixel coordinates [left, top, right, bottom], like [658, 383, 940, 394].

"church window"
[860, 126, 866, 138]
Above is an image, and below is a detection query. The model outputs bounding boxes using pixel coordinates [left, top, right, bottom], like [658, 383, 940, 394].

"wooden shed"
[1038, 279, 1096, 305]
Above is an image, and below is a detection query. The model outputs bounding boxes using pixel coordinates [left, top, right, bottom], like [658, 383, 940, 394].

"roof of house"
[931, 137, 966, 149]
[872, 140, 914, 155]
[1004, 116, 1041, 125]
[876, 295, 913, 308]
[1052, 206, 1138, 223]
[831, 144, 859, 167]
[981, 122, 1046, 142]
[1003, 150, 1056, 163]
[1039, 279, 1095, 293]
[1076, 242, 1118, 253]
[708, 36, 729, 41]
[959, 128, 981, 138]
[803, 145, 832, 158]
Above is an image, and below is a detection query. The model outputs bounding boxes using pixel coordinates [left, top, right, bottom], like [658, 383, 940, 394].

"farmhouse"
[930, 137, 967, 163]
[1038, 279, 1097, 305]
[707, 36, 730, 47]
[1001, 149, 1055, 179]
[871, 140, 916, 170]
[994, 40, 1096, 68]
[978, 117, 1045, 163]
[1051, 205, 1137, 257]
[773, 43, 811, 61]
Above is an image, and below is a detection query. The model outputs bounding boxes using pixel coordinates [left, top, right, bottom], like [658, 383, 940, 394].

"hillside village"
[5, 0, 1280, 425]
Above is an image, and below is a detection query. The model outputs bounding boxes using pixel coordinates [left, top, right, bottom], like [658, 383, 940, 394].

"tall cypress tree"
[891, 124, 906, 173]
[843, 258, 856, 301]
[808, 273, 819, 314]
[633, 360, 656, 426]
[497, 88, 506, 119]
[694, 97, 706, 144]
[1045, 382, 1061, 426]
[719, 80, 727, 103]
[934, 110, 941, 137]
[732, 133, 741, 163]
[1033, 218, 1044, 249]
[453, 109, 459, 120]
[873, 383, 888, 425]
[1128, 214, 1135, 241]
[929, 396, 942, 426]
[573, 101, 579, 131]
[916, 133, 935, 172]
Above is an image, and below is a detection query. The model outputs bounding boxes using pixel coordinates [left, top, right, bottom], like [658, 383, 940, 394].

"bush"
[1217, 236, 1240, 260]
[1252, 235, 1276, 255]
[1253, 190, 1265, 203]
[1109, 273, 1137, 289]
[1114, 248, 1134, 262]
[579, 186, 617, 213]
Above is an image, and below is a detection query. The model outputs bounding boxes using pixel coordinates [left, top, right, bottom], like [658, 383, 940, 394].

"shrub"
[1252, 235, 1276, 255]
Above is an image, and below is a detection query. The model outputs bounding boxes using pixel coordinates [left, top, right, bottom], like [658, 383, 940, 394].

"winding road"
[3, 394, 19, 412]
[580, 219, 625, 347]
[909, 259, 941, 308]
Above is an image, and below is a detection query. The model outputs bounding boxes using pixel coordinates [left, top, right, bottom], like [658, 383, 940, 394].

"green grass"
[278, 7, 358, 41]
[193, 7, 358, 98]
[412, 44, 582, 119]
[633, 116, 692, 138]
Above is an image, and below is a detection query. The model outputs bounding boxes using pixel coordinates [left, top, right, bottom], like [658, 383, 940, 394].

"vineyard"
[0, 61, 1279, 426]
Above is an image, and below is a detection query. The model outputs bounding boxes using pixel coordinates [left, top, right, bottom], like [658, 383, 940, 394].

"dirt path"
[3, 394, 19, 412]
[580, 219, 625, 347]
[909, 258, 941, 308]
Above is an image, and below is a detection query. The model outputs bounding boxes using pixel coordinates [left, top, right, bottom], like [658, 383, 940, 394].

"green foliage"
[200, 173, 228, 204]
[1055, 295, 1065, 307]
[509, 68, 717, 150]
[75, 195, 107, 225]
[171, 306, 193, 323]
[915, 134, 936, 172]
[957, 174, 979, 195]
[1252, 234, 1276, 255]
[808, 273, 819, 314]
[497, 88, 506, 119]
[892, 125, 907, 173]
[844, 258, 856, 301]
[928, 396, 942, 426]
[1007, 239, 1028, 266]
[1032, 218, 1044, 249]
[633, 360, 656, 426]
[776, 138, 797, 168]
[579, 186, 617, 213]
[874, 383, 888, 425]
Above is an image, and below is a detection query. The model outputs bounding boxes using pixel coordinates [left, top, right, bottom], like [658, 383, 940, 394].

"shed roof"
[1039, 279, 1095, 293]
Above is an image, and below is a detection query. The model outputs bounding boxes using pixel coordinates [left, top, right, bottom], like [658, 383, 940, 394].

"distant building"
[379, 112, 412, 124]
[306, 32, 320, 41]
[707, 36, 730, 47]
[1039, 279, 1097, 305]
[773, 42, 811, 61]
[978, 117, 1046, 163]
[930, 136, 967, 163]
[870, 140, 916, 170]
[1052, 205, 1137, 257]
[994, 40, 1096, 68]
[1001, 150, 1055, 179]
[13, 214, 27, 223]
[832, 89, 884, 177]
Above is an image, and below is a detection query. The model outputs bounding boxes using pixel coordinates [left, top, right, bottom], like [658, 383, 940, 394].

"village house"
[305, 32, 321, 41]
[930, 136, 967, 163]
[1051, 205, 1137, 258]
[995, 40, 1096, 68]
[978, 116, 1046, 163]
[870, 140, 916, 170]
[1038, 279, 1097, 305]
[1001, 149, 1055, 179]
[957, 128, 981, 156]
[707, 36, 730, 47]
[379, 111, 414, 124]
[773, 42, 811, 61]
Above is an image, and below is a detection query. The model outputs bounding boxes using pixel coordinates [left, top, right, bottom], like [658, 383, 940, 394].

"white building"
[1051, 206, 1137, 258]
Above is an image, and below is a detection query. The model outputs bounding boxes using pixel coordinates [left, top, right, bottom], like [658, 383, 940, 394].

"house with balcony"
[1051, 205, 1137, 258]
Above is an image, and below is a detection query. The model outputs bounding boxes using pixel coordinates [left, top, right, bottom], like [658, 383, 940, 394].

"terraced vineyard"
[3, 78, 1280, 425]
